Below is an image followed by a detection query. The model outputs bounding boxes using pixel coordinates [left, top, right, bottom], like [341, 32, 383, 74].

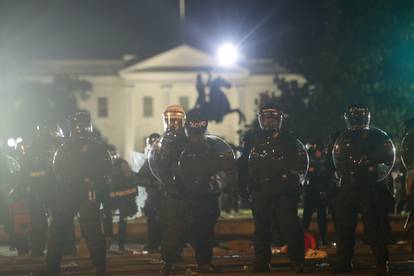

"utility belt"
[337, 174, 381, 190]
[83, 178, 104, 202]
[253, 173, 300, 187]
[250, 174, 301, 197]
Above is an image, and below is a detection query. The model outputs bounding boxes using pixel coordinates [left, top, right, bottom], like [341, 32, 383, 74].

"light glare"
[7, 138, 16, 147]
[218, 43, 239, 66]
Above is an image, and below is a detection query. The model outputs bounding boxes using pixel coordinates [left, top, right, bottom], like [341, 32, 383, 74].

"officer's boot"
[95, 266, 106, 276]
[291, 262, 304, 273]
[252, 261, 271, 273]
[333, 262, 353, 273]
[196, 263, 217, 273]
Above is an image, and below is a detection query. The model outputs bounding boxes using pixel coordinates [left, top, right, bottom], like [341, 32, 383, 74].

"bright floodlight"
[218, 43, 239, 66]
[7, 138, 16, 148]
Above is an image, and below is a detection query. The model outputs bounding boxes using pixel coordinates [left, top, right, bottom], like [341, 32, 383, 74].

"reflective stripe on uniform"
[30, 171, 46, 177]
[110, 187, 137, 198]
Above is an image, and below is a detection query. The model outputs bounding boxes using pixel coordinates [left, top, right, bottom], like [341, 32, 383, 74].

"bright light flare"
[7, 138, 16, 147]
[217, 43, 239, 66]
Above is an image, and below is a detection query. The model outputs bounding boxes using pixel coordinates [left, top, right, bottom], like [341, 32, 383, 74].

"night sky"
[0, 0, 318, 61]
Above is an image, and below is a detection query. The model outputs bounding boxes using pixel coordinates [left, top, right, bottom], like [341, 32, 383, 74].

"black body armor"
[53, 137, 112, 191]
[332, 127, 395, 183]
[177, 135, 235, 196]
[248, 131, 309, 194]
[148, 131, 187, 193]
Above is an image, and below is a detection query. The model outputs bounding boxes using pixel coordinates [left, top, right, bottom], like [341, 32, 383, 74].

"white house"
[20, 44, 304, 162]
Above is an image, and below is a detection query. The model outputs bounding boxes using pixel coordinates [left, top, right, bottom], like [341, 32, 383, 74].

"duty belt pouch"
[88, 190, 97, 201]
[84, 178, 97, 202]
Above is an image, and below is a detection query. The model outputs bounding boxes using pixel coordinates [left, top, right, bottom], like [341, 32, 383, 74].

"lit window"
[98, 97, 108, 118]
[143, 97, 153, 117]
[179, 96, 190, 111]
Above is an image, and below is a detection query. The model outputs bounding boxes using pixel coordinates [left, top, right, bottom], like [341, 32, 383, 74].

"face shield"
[258, 108, 283, 131]
[36, 124, 64, 138]
[107, 145, 120, 161]
[146, 133, 161, 147]
[162, 106, 186, 133]
[68, 111, 93, 136]
[344, 106, 370, 130]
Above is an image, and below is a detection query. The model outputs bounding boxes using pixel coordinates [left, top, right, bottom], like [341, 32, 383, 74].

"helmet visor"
[344, 107, 370, 129]
[163, 111, 185, 132]
[258, 109, 283, 131]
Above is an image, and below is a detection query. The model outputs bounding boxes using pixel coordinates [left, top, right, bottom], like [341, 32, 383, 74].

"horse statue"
[191, 73, 246, 124]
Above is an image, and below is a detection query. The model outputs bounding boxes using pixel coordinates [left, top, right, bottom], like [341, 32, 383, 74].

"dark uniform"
[332, 106, 395, 273]
[138, 133, 162, 251]
[0, 149, 9, 227]
[400, 119, 414, 253]
[108, 151, 138, 251]
[0, 148, 8, 227]
[176, 111, 235, 272]
[374, 175, 394, 245]
[7, 143, 31, 255]
[44, 111, 113, 276]
[23, 124, 64, 256]
[302, 140, 328, 245]
[148, 105, 188, 274]
[324, 131, 342, 234]
[238, 104, 307, 273]
[0, 148, 25, 254]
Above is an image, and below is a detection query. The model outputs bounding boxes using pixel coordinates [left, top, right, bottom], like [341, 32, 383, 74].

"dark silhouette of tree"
[0, 75, 92, 140]
[275, 0, 414, 141]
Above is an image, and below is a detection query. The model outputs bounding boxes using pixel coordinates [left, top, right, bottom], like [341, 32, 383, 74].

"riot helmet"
[68, 110, 93, 136]
[344, 105, 370, 130]
[106, 144, 120, 161]
[146, 133, 160, 147]
[35, 122, 64, 138]
[163, 105, 186, 133]
[185, 109, 208, 137]
[258, 103, 283, 131]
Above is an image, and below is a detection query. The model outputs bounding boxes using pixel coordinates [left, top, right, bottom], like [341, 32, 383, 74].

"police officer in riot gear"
[332, 105, 395, 273]
[139, 133, 162, 252]
[0, 147, 8, 227]
[177, 110, 235, 272]
[400, 117, 414, 253]
[148, 105, 188, 274]
[238, 103, 307, 273]
[25, 123, 64, 256]
[8, 142, 32, 255]
[0, 145, 26, 254]
[107, 144, 137, 251]
[43, 111, 112, 276]
[302, 139, 329, 245]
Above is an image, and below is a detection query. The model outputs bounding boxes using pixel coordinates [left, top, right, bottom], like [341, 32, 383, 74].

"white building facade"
[22, 45, 303, 162]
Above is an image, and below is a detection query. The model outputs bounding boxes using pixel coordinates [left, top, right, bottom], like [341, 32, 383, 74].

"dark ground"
[0, 241, 413, 275]
[0, 214, 413, 275]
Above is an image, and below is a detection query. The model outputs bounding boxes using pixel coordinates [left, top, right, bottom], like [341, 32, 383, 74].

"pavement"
[0, 241, 413, 275]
